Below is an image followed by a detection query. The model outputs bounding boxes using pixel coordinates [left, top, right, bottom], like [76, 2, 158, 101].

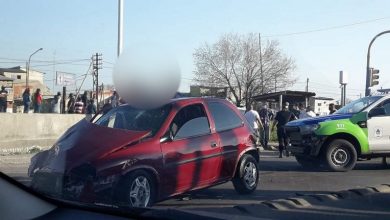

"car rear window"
[207, 101, 243, 132]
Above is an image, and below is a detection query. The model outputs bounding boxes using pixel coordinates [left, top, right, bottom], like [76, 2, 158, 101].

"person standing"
[244, 104, 263, 146]
[102, 99, 113, 115]
[272, 102, 297, 158]
[85, 99, 97, 121]
[74, 97, 84, 114]
[0, 86, 8, 112]
[33, 88, 42, 113]
[81, 91, 88, 112]
[290, 103, 301, 119]
[329, 103, 336, 114]
[299, 105, 316, 119]
[22, 88, 31, 113]
[259, 104, 274, 150]
[298, 103, 307, 119]
[306, 106, 316, 117]
[110, 91, 120, 108]
[67, 93, 76, 113]
[51, 92, 61, 113]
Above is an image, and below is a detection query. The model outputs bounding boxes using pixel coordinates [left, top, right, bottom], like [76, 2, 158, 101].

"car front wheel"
[324, 139, 357, 172]
[232, 154, 259, 194]
[116, 170, 156, 208]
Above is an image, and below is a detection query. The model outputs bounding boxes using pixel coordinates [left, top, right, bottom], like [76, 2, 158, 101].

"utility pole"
[92, 53, 102, 110]
[118, 0, 124, 57]
[52, 50, 56, 94]
[339, 71, 348, 107]
[305, 78, 309, 107]
[62, 86, 66, 114]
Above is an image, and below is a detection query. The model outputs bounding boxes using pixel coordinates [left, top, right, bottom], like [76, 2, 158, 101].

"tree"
[193, 33, 296, 108]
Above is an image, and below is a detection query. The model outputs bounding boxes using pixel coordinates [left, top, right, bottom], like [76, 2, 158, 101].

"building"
[252, 90, 316, 111]
[190, 85, 229, 98]
[309, 96, 335, 116]
[0, 66, 49, 98]
[0, 66, 50, 113]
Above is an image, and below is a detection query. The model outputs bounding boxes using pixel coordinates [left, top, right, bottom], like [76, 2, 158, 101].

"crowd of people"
[244, 102, 338, 158]
[17, 88, 122, 119]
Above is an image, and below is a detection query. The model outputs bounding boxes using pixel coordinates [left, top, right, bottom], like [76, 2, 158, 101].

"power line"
[263, 16, 390, 38]
[0, 57, 90, 63]
[31, 61, 92, 68]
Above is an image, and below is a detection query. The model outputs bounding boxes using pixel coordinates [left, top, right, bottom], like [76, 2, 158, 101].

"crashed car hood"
[49, 119, 150, 172]
[286, 113, 354, 126]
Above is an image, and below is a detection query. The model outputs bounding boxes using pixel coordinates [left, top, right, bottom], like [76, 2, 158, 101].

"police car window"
[379, 99, 390, 116]
[171, 104, 210, 139]
[207, 102, 243, 132]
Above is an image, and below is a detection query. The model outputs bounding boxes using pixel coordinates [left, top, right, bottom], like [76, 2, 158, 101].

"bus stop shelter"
[252, 90, 316, 110]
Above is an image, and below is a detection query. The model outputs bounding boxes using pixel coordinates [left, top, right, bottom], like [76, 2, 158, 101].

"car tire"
[116, 170, 156, 208]
[232, 154, 259, 194]
[324, 139, 357, 172]
[295, 155, 321, 170]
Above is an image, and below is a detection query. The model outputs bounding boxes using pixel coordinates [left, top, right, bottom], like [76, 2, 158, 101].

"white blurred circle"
[113, 46, 181, 109]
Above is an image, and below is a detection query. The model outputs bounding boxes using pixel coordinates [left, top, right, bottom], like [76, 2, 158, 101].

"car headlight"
[300, 124, 320, 135]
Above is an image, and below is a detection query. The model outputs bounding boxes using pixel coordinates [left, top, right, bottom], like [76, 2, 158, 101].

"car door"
[367, 99, 390, 152]
[206, 101, 246, 180]
[161, 103, 221, 194]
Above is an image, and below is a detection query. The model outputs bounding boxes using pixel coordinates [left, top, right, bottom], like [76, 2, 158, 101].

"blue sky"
[1, 0, 390, 100]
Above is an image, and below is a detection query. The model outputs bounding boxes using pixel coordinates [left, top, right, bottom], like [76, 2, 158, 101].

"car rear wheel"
[116, 170, 156, 208]
[324, 139, 357, 172]
[232, 154, 259, 194]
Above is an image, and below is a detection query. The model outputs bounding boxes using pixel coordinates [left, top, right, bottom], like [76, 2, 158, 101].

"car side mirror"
[160, 130, 173, 143]
[368, 107, 386, 118]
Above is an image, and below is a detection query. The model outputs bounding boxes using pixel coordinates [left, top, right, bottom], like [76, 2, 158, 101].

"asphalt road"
[2, 151, 390, 210]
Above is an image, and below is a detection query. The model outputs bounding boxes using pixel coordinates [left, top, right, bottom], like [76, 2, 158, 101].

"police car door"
[367, 98, 390, 152]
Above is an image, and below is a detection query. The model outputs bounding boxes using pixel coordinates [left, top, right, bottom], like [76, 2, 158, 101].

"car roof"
[170, 97, 229, 104]
[119, 97, 234, 108]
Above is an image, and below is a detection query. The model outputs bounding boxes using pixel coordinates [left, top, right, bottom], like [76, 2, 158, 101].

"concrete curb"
[253, 184, 390, 211]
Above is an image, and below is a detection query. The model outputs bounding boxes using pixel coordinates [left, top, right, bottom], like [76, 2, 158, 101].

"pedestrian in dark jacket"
[272, 102, 297, 158]
[0, 86, 8, 112]
[85, 99, 97, 121]
[22, 88, 31, 113]
[67, 93, 76, 113]
[259, 104, 274, 150]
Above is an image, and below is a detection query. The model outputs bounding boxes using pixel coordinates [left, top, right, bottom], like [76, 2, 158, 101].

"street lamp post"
[117, 0, 123, 57]
[365, 30, 390, 96]
[26, 48, 43, 88]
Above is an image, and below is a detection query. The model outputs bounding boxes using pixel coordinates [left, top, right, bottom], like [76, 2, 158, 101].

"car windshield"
[95, 104, 171, 135]
[335, 96, 382, 114]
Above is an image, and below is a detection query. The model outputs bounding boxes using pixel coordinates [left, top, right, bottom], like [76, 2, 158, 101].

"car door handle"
[210, 141, 218, 148]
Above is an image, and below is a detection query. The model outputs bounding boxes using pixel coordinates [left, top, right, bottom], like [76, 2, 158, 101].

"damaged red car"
[28, 97, 259, 207]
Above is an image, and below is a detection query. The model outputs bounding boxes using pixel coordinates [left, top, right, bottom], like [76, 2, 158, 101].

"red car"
[29, 97, 259, 207]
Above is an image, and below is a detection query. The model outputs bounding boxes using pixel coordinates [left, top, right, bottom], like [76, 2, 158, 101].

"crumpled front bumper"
[285, 127, 326, 156]
[31, 166, 121, 204]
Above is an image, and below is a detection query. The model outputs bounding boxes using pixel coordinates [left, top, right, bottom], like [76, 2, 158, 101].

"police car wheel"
[324, 139, 357, 172]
